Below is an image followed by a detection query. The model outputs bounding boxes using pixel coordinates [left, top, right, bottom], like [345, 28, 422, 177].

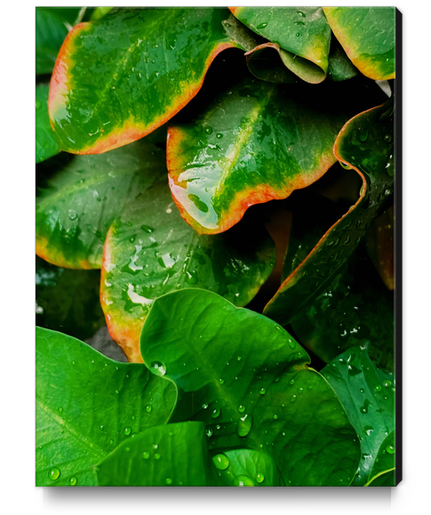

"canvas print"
[36, 6, 400, 487]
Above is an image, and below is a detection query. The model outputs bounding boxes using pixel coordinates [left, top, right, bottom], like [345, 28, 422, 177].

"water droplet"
[297, 9, 305, 17]
[296, 32, 301, 37]
[49, 467, 61, 481]
[99, 425, 104, 431]
[166, 477, 172, 485]
[185, 270, 198, 284]
[219, 378, 225, 385]
[124, 426, 132, 436]
[385, 189, 392, 196]
[384, 133, 392, 143]
[375, 385, 382, 392]
[383, 380, 392, 388]
[288, 338, 296, 349]
[386, 445, 395, 454]
[141, 225, 154, 233]
[237, 414, 253, 437]
[238, 404, 246, 413]
[211, 407, 221, 419]
[69, 476, 77, 486]
[235, 475, 255, 486]
[154, 453, 161, 460]
[202, 403, 209, 410]
[204, 126, 213, 134]
[256, 473, 264, 484]
[143, 451, 150, 459]
[68, 209, 78, 221]
[152, 444, 158, 449]
[273, 414, 278, 420]
[257, 22, 268, 29]
[206, 428, 213, 438]
[259, 387, 266, 395]
[150, 361, 166, 376]
[146, 405, 152, 413]
[216, 133, 223, 139]
[213, 454, 230, 470]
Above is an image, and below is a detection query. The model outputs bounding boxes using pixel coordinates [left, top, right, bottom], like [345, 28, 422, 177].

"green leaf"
[230, 7, 331, 83]
[168, 73, 360, 235]
[141, 289, 360, 486]
[101, 178, 275, 363]
[36, 85, 60, 164]
[36, 7, 82, 76]
[48, 7, 249, 154]
[323, 7, 396, 81]
[89, 7, 113, 21]
[211, 449, 282, 486]
[365, 431, 396, 486]
[36, 134, 165, 269]
[264, 99, 394, 326]
[328, 37, 359, 82]
[97, 422, 209, 486]
[321, 346, 395, 486]
[36, 256, 105, 341]
[36, 327, 176, 486]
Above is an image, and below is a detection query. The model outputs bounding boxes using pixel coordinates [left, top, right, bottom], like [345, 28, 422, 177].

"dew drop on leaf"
[213, 454, 230, 470]
[49, 467, 61, 481]
[256, 473, 264, 484]
[237, 414, 253, 437]
[69, 476, 77, 486]
[150, 361, 166, 376]
[124, 427, 132, 436]
[235, 475, 255, 486]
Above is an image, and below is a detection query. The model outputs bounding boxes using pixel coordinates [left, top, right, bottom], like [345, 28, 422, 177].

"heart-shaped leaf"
[321, 346, 395, 486]
[36, 134, 165, 269]
[230, 7, 331, 83]
[140, 289, 360, 486]
[36, 7, 82, 75]
[96, 422, 209, 486]
[36, 85, 60, 163]
[264, 99, 394, 326]
[211, 449, 282, 486]
[36, 327, 177, 486]
[168, 73, 361, 235]
[48, 7, 253, 154]
[101, 178, 275, 363]
[323, 7, 396, 81]
[36, 256, 105, 340]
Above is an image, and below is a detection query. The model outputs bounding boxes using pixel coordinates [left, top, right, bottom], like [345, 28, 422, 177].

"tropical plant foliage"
[36, 6, 397, 487]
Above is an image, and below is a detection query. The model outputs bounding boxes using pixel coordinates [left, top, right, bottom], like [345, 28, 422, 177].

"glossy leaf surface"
[101, 178, 275, 363]
[264, 100, 394, 326]
[36, 328, 177, 486]
[36, 135, 164, 269]
[48, 7, 248, 154]
[141, 289, 360, 486]
[366, 431, 396, 486]
[36, 85, 60, 164]
[36, 256, 105, 340]
[97, 422, 209, 486]
[289, 250, 394, 371]
[230, 7, 331, 83]
[168, 75, 357, 235]
[321, 346, 395, 486]
[36, 7, 82, 75]
[211, 449, 282, 486]
[323, 7, 395, 80]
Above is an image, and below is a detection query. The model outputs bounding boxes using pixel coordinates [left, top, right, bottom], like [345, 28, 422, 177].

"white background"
[1, 1, 429, 514]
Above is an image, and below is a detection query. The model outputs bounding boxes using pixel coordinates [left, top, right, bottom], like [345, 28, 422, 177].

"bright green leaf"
[36, 256, 105, 340]
[323, 7, 396, 80]
[211, 449, 282, 486]
[97, 422, 209, 486]
[36, 327, 177, 486]
[321, 346, 395, 486]
[48, 7, 252, 154]
[264, 98, 394, 326]
[141, 289, 360, 486]
[36, 133, 165, 269]
[101, 178, 275, 363]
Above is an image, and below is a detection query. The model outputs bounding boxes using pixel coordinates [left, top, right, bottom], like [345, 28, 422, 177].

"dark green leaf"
[36, 85, 60, 163]
[321, 346, 395, 486]
[36, 133, 165, 269]
[36, 256, 105, 341]
[36, 328, 177, 486]
[264, 99, 394, 326]
[141, 289, 360, 486]
[97, 422, 209, 486]
[365, 431, 396, 486]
